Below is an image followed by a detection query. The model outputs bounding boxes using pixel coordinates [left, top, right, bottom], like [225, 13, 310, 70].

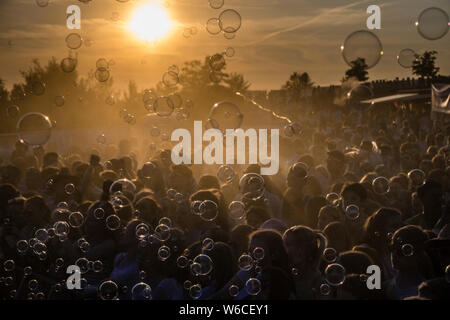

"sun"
[128, 2, 173, 42]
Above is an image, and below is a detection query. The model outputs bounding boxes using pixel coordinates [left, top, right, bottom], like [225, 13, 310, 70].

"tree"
[412, 50, 440, 79]
[282, 72, 314, 102]
[344, 58, 369, 81]
[0, 79, 8, 107]
[223, 72, 251, 93]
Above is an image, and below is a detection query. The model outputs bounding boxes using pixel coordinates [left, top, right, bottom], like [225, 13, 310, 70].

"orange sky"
[0, 0, 449, 92]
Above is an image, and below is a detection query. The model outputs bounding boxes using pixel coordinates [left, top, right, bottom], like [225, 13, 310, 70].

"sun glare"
[128, 2, 173, 42]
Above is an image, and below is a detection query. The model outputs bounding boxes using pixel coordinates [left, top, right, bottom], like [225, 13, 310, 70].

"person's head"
[24, 196, 51, 227]
[286, 163, 307, 189]
[323, 222, 351, 253]
[168, 164, 195, 195]
[198, 175, 220, 190]
[1, 165, 22, 187]
[363, 207, 404, 252]
[338, 250, 374, 275]
[417, 180, 443, 221]
[283, 225, 326, 272]
[260, 218, 287, 235]
[249, 229, 289, 272]
[229, 224, 255, 258]
[417, 278, 450, 300]
[24, 167, 41, 191]
[327, 150, 347, 178]
[318, 205, 343, 230]
[138, 161, 165, 194]
[341, 183, 367, 209]
[245, 206, 271, 229]
[43, 152, 59, 168]
[390, 225, 433, 278]
[302, 176, 323, 198]
[201, 241, 236, 290]
[304, 196, 328, 229]
[190, 189, 229, 232]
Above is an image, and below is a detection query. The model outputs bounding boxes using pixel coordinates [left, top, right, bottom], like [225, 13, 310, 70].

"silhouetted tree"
[413, 50, 440, 79]
[282, 72, 314, 102]
[344, 58, 369, 81]
[224, 72, 251, 93]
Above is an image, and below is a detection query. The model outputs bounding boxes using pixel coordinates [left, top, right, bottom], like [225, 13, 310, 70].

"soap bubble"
[416, 7, 449, 40]
[229, 284, 239, 297]
[445, 265, 450, 283]
[341, 30, 383, 69]
[183, 280, 192, 290]
[199, 200, 219, 221]
[158, 245, 171, 261]
[192, 254, 213, 275]
[219, 9, 242, 33]
[162, 71, 179, 87]
[345, 204, 360, 221]
[36, 0, 49, 7]
[252, 247, 265, 261]
[155, 224, 171, 241]
[217, 165, 236, 183]
[347, 85, 374, 102]
[208, 101, 243, 130]
[98, 280, 119, 300]
[154, 97, 175, 117]
[3, 260, 15, 272]
[24, 266, 32, 276]
[372, 176, 390, 195]
[54, 95, 65, 107]
[401, 243, 414, 257]
[191, 200, 203, 215]
[168, 65, 179, 75]
[95, 68, 110, 82]
[189, 284, 202, 300]
[206, 18, 221, 35]
[177, 255, 189, 268]
[16, 240, 29, 254]
[54, 221, 70, 237]
[209, 53, 226, 71]
[225, 47, 235, 57]
[61, 57, 77, 73]
[224, 31, 236, 40]
[106, 215, 121, 231]
[320, 283, 331, 295]
[397, 49, 418, 68]
[245, 278, 261, 296]
[228, 201, 245, 220]
[109, 178, 136, 196]
[326, 193, 340, 205]
[131, 282, 152, 300]
[408, 169, 426, 187]
[238, 254, 253, 271]
[323, 248, 337, 264]
[75, 257, 90, 274]
[65, 33, 83, 50]
[35, 229, 49, 243]
[65, 183, 76, 195]
[96, 58, 109, 70]
[30, 81, 46, 96]
[209, 0, 224, 9]
[325, 263, 346, 286]
[94, 207, 105, 220]
[7, 105, 20, 118]
[202, 238, 214, 251]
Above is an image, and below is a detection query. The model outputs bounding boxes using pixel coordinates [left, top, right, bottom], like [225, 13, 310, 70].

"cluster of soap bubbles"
[182, 26, 198, 38]
[95, 58, 111, 83]
[283, 121, 302, 138]
[341, 7, 448, 70]
[191, 199, 219, 221]
[162, 65, 180, 88]
[217, 165, 236, 183]
[206, 8, 242, 40]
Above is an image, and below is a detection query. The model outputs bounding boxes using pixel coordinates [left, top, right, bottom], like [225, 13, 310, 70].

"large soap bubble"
[219, 9, 242, 33]
[16, 113, 52, 146]
[416, 7, 449, 40]
[341, 30, 383, 69]
[208, 101, 243, 130]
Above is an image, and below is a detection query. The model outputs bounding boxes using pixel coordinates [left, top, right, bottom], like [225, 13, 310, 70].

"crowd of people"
[0, 103, 450, 300]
